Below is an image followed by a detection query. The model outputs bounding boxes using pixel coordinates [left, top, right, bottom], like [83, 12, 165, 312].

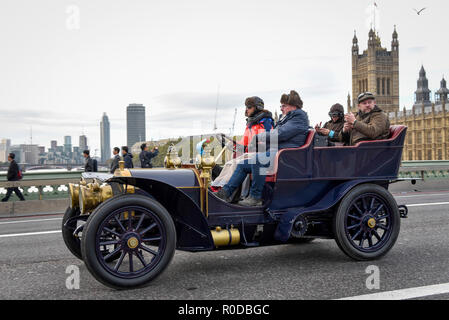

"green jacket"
[339, 106, 390, 146]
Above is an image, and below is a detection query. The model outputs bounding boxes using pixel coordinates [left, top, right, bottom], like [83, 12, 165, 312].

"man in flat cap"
[339, 92, 390, 146]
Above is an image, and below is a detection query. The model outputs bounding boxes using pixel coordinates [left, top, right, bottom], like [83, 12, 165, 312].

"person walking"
[110, 147, 121, 173]
[121, 146, 134, 169]
[1, 153, 25, 202]
[83, 150, 94, 172]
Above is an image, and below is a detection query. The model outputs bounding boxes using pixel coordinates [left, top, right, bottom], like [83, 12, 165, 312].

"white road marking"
[338, 282, 449, 300]
[0, 218, 62, 225]
[395, 193, 449, 198]
[407, 202, 449, 207]
[0, 230, 61, 238]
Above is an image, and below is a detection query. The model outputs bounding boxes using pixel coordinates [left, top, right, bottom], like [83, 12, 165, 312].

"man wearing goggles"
[315, 103, 345, 143]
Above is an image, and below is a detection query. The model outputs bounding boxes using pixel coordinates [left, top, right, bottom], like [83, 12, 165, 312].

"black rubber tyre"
[62, 206, 83, 259]
[81, 194, 176, 289]
[333, 184, 400, 261]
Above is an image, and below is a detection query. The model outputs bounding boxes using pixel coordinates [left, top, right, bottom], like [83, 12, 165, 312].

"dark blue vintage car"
[62, 125, 408, 289]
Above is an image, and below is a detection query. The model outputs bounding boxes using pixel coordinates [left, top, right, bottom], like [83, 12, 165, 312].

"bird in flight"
[413, 7, 427, 15]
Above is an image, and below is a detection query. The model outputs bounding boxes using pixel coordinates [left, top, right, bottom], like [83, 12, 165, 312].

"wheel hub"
[122, 232, 141, 251]
[367, 218, 376, 229]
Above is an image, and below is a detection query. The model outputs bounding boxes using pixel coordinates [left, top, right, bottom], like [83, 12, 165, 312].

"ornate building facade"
[350, 27, 399, 114]
[389, 66, 449, 160]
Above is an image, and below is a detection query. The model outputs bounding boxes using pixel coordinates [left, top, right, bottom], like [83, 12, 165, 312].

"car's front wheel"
[81, 194, 176, 289]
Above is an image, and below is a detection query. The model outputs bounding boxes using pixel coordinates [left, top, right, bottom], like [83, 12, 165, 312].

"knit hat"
[280, 90, 303, 109]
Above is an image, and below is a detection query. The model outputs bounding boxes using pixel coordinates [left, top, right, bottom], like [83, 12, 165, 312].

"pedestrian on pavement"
[83, 150, 94, 172]
[139, 143, 159, 168]
[1, 153, 25, 202]
[110, 147, 121, 173]
[121, 146, 134, 169]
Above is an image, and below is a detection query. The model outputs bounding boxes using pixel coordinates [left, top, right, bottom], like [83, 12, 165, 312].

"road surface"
[1, 190, 449, 300]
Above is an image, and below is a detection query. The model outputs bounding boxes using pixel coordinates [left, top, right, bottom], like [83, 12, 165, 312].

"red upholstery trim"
[313, 125, 407, 149]
[265, 126, 407, 182]
[265, 130, 315, 182]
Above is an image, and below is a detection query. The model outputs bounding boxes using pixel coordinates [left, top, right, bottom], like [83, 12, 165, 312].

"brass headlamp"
[78, 181, 114, 214]
[164, 144, 182, 169]
[195, 144, 216, 187]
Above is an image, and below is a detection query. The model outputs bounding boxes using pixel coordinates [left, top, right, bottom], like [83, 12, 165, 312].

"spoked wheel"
[333, 184, 400, 261]
[81, 195, 176, 289]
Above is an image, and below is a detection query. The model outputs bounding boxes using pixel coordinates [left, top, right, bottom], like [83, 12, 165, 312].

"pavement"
[1, 190, 449, 300]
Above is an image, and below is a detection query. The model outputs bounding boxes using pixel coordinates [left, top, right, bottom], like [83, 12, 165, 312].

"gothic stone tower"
[351, 27, 399, 114]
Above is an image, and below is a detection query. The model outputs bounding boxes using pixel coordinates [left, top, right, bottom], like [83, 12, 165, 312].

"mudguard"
[108, 174, 214, 252]
[274, 180, 374, 242]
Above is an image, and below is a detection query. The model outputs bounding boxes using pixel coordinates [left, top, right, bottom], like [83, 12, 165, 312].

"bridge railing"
[0, 170, 103, 201]
[1, 161, 449, 201]
[398, 160, 449, 179]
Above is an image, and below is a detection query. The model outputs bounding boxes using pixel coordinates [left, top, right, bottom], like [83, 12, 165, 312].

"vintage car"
[62, 125, 408, 289]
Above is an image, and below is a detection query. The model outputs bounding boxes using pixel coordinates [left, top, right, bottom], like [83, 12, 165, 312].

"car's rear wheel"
[81, 194, 176, 289]
[333, 184, 400, 261]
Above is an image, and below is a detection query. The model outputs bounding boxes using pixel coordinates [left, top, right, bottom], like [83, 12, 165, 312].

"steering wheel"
[215, 133, 237, 151]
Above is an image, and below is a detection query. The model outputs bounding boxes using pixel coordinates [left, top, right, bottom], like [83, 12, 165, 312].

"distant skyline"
[1, 0, 449, 153]
[100, 112, 111, 162]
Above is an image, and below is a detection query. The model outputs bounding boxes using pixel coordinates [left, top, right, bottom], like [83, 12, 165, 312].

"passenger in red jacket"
[212, 96, 273, 188]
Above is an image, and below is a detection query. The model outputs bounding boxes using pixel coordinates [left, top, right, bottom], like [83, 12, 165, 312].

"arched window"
[387, 78, 391, 95]
[377, 78, 380, 94]
[382, 78, 385, 95]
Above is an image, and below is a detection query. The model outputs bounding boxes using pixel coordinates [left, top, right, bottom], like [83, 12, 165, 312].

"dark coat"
[123, 153, 134, 169]
[256, 108, 310, 150]
[323, 119, 344, 143]
[84, 156, 94, 172]
[339, 105, 390, 146]
[110, 154, 121, 173]
[7, 160, 20, 181]
[139, 149, 159, 168]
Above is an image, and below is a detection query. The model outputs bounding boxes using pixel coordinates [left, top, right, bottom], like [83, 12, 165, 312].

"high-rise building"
[79, 135, 88, 151]
[100, 112, 111, 162]
[50, 140, 57, 150]
[19, 144, 39, 164]
[350, 27, 399, 114]
[0, 138, 11, 163]
[127, 104, 146, 148]
[64, 136, 72, 154]
[9, 145, 22, 163]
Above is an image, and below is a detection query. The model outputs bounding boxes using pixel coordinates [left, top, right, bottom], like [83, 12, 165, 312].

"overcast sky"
[1, 0, 448, 156]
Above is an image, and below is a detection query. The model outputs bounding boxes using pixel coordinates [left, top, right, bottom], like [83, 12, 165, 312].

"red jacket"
[237, 111, 273, 152]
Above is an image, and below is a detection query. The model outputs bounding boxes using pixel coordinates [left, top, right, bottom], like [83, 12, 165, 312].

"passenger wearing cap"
[315, 103, 345, 143]
[212, 96, 273, 188]
[339, 92, 390, 146]
[215, 90, 309, 207]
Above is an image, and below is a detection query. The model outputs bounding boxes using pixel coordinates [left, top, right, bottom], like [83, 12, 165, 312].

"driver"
[215, 90, 309, 207]
[211, 96, 273, 189]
